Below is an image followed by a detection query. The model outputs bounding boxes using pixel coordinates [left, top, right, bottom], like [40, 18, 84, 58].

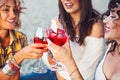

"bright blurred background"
[20, 0, 109, 44]
[20, 0, 109, 75]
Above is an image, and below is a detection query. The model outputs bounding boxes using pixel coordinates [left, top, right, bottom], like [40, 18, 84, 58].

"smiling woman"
[42, 0, 105, 80]
[0, 0, 48, 80]
[95, 0, 120, 80]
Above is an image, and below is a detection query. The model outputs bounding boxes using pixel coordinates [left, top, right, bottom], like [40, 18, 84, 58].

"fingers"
[31, 43, 47, 49]
[47, 39, 61, 54]
[64, 37, 70, 48]
[31, 43, 48, 53]
[30, 52, 43, 58]
[34, 48, 48, 54]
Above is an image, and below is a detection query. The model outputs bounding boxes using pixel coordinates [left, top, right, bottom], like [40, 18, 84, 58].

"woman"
[95, 0, 120, 80]
[43, 0, 105, 80]
[0, 0, 48, 80]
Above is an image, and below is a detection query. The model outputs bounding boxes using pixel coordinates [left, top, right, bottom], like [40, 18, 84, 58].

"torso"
[0, 30, 28, 68]
[70, 36, 104, 79]
[103, 52, 120, 80]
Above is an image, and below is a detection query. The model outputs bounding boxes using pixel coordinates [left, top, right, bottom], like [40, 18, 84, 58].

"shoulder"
[14, 30, 27, 37]
[14, 30, 27, 40]
[89, 19, 104, 38]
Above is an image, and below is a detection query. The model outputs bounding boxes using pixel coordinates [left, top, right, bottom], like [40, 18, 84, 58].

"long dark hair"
[103, 0, 120, 19]
[58, 0, 101, 45]
[104, 0, 120, 54]
[108, 0, 120, 10]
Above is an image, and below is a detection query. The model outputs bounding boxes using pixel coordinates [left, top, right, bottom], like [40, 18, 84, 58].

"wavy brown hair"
[58, 0, 101, 45]
[0, 0, 25, 29]
[103, 0, 120, 54]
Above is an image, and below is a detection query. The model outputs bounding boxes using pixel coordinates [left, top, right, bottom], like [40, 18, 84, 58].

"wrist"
[14, 52, 25, 65]
[2, 60, 20, 76]
[65, 58, 76, 70]
[65, 58, 83, 80]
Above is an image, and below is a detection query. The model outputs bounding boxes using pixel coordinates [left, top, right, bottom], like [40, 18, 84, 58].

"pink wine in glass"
[32, 27, 47, 73]
[34, 37, 47, 49]
[47, 28, 67, 46]
[46, 28, 67, 71]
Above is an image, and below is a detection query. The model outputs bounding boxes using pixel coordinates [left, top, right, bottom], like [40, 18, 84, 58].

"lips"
[7, 18, 16, 24]
[64, 2, 73, 9]
[104, 26, 111, 33]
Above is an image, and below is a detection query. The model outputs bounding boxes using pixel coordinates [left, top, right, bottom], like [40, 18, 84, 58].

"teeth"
[66, 3, 72, 6]
[8, 20, 15, 23]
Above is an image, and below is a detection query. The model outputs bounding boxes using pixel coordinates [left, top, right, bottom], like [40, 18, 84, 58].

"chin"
[105, 35, 110, 40]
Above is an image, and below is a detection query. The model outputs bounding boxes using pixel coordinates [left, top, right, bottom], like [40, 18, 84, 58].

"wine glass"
[46, 28, 67, 71]
[32, 27, 47, 73]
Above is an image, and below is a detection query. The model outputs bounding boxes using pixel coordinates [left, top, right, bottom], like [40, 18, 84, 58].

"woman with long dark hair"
[95, 0, 120, 79]
[43, 0, 105, 79]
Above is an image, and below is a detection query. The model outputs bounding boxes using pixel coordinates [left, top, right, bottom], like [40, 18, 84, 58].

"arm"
[0, 43, 48, 79]
[0, 69, 10, 80]
[89, 20, 104, 38]
[78, 20, 105, 79]
[0, 69, 19, 80]
[47, 38, 83, 80]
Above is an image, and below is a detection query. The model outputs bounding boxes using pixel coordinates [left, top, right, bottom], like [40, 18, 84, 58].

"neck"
[70, 11, 81, 26]
[0, 29, 9, 40]
[115, 39, 120, 45]
[0, 29, 10, 48]
[70, 12, 81, 35]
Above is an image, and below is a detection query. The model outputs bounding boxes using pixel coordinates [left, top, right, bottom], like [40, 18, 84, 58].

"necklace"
[75, 35, 80, 43]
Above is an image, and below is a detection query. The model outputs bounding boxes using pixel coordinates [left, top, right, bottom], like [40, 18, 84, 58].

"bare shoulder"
[90, 20, 104, 38]
[50, 16, 63, 29]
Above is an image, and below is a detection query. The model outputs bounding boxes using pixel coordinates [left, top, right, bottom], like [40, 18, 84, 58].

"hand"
[47, 38, 73, 64]
[18, 43, 48, 59]
[14, 43, 48, 64]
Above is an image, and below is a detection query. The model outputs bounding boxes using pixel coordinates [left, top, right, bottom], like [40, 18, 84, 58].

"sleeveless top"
[95, 43, 120, 80]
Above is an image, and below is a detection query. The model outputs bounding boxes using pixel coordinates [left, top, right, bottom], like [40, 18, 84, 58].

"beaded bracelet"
[10, 54, 20, 67]
[70, 68, 78, 76]
[71, 76, 82, 80]
[2, 60, 20, 76]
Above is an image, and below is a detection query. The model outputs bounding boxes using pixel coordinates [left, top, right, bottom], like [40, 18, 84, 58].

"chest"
[103, 53, 120, 79]
[70, 41, 85, 63]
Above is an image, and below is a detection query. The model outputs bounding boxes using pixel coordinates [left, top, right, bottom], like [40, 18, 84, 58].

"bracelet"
[71, 76, 82, 80]
[9, 60, 20, 71]
[2, 60, 20, 76]
[70, 68, 78, 76]
[10, 53, 20, 67]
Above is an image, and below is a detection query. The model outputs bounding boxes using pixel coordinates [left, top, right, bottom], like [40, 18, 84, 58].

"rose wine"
[47, 28, 67, 46]
[34, 37, 47, 49]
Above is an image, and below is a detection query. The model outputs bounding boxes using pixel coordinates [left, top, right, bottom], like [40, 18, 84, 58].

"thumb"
[46, 39, 60, 53]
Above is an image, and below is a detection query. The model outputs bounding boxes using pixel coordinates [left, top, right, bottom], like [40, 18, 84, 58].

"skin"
[0, 0, 48, 80]
[61, 0, 103, 37]
[47, 0, 103, 79]
[104, 8, 120, 42]
[47, 38, 83, 80]
[61, 0, 80, 31]
[103, 5, 120, 79]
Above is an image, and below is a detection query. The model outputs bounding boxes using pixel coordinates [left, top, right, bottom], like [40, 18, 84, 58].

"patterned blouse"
[0, 30, 28, 68]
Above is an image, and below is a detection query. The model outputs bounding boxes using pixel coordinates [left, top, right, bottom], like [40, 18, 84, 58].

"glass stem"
[38, 58, 42, 69]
